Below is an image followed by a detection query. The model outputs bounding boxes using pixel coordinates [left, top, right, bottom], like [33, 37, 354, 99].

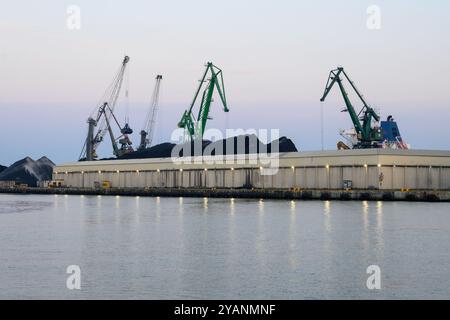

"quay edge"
[1, 187, 450, 202]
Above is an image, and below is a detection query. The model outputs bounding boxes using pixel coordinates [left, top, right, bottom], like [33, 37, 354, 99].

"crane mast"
[139, 75, 162, 150]
[101, 103, 121, 157]
[320, 67, 382, 149]
[178, 62, 229, 141]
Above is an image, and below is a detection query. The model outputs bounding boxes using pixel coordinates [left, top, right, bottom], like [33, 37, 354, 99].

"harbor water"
[0, 194, 449, 299]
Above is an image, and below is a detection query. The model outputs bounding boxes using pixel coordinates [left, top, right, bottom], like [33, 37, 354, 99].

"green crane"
[320, 67, 382, 149]
[178, 62, 229, 141]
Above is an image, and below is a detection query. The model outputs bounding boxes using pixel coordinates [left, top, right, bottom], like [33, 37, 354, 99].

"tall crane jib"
[139, 75, 163, 150]
[80, 55, 134, 161]
[177, 62, 229, 141]
[319, 67, 382, 149]
[319, 67, 408, 150]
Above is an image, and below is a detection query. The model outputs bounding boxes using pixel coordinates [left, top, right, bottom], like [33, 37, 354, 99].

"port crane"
[139, 75, 162, 150]
[178, 62, 229, 141]
[92, 102, 133, 157]
[320, 67, 383, 149]
[80, 55, 134, 160]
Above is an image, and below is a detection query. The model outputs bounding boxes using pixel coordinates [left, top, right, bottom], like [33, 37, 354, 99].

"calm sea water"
[0, 193, 449, 299]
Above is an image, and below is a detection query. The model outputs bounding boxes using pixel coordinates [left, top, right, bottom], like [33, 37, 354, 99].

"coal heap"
[205, 135, 298, 155]
[114, 135, 297, 160]
[0, 156, 55, 187]
[118, 142, 176, 160]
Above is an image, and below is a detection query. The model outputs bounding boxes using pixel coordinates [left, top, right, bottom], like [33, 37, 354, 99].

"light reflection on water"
[323, 200, 332, 258]
[0, 194, 449, 299]
[362, 200, 370, 253]
[289, 201, 299, 270]
[155, 196, 161, 223]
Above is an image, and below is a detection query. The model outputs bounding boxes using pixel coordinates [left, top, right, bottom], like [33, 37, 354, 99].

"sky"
[1, 0, 449, 165]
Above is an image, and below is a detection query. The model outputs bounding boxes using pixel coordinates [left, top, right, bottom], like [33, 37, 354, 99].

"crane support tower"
[178, 62, 229, 141]
[139, 75, 163, 150]
[81, 55, 133, 160]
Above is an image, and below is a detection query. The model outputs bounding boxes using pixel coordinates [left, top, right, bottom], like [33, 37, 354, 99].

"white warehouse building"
[52, 149, 450, 191]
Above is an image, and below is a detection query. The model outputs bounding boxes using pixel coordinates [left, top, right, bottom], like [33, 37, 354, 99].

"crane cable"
[320, 101, 324, 151]
[143, 75, 162, 147]
[124, 61, 130, 125]
[158, 75, 164, 145]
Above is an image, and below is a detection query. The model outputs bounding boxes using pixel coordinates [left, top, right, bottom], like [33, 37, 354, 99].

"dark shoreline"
[1, 187, 449, 202]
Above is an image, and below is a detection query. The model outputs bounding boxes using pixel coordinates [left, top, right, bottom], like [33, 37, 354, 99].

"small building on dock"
[0, 181, 18, 188]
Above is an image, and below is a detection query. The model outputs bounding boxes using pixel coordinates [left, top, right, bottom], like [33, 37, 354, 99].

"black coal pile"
[268, 136, 298, 153]
[0, 156, 55, 187]
[114, 135, 297, 160]
[200, 135, 298, 156]
[118, 142, 176, 160]
[172, 140, 215, 157]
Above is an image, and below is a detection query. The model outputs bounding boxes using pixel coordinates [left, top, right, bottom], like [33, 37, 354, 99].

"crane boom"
[93, 56, 130, 151]
[178, 62, 229, 141]
[101, 103, 121, 157]
[80, 56, 131, 160]
[139, 75, 162, 150]
[320, 67, 382, 149]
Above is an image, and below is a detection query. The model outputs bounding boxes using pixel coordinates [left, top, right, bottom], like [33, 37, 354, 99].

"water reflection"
[96, 195, 102, 212]
[289, 200, 296, 234]
[115, 195, 121, 225]
[324, 200, 331, 233]
[135, 196, 140, 223]
[178, 197, 184, 240]
[63, 194, 69, 212]
[1, 195, 448, 299]
[258, 199, 264, 212]
[375, 201, 384, 255]
[178, 197, 183, 216]
[155, 196, 161, 223]
[79, 195, 85, 212]
[362, 201, 370, 250]
[256, 198, 266, 268]
[289, 200, 299, 269]
[228, 198, 236, 263]
[376, 201, 383, 233]
[53, 194, 59, 210]
[290, 200, 296, 226]
[230, 198, 235, 215]
[362, 201, 369, 228]
[323, 200, 332, 258]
